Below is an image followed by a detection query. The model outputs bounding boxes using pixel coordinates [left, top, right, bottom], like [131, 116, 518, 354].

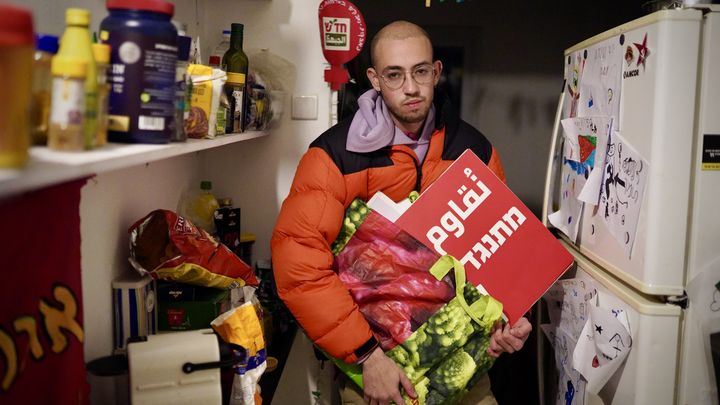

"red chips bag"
[129, 209, 258, 289]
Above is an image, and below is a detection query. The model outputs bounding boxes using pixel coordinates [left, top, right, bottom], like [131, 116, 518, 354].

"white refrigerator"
[540, 5, 720, 405]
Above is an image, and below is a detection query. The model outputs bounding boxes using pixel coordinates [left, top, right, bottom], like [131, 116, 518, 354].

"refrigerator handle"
[541, 82, 566, 227]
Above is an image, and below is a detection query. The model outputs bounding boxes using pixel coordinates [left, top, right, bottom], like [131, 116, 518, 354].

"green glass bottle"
[221, 23, 249, 133]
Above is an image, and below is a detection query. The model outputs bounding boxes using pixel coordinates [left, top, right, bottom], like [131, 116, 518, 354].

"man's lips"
[404, 99, 423, 108]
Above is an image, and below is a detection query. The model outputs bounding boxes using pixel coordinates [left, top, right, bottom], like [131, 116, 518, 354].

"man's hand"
[487, 316, 532, 358]
[361, 347, 417, 405]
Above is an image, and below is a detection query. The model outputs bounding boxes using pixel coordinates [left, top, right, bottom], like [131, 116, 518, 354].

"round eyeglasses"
[378, 64, 435, 90]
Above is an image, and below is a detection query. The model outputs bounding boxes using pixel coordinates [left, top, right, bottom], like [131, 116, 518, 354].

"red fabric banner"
[0, 179, 89, 404]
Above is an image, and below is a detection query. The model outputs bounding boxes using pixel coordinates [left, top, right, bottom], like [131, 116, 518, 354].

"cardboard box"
[157, 281, 230, 331]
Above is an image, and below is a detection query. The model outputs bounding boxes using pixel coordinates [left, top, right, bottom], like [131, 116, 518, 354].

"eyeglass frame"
[374, 62, 438, 91]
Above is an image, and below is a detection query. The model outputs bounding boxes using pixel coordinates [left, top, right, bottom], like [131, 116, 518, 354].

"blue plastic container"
[100, 0, 177, 144]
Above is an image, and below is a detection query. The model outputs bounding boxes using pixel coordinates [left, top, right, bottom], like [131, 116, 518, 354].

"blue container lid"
[177, 35, 192, 61]
[36, 34, 59, 54]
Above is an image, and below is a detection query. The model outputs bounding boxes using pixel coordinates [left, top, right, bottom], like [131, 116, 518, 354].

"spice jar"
[0, 4, 34, 168]
[48, 57, 88, 151]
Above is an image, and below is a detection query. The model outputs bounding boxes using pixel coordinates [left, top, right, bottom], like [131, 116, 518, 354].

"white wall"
[200, 0, 331, 263]
[461, 74, 561, 214]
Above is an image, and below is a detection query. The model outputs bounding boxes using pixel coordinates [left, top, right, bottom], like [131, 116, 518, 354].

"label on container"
[104, 31, 177, 141]
[50, 79, 85, 127]
[702, 134, 720, 171]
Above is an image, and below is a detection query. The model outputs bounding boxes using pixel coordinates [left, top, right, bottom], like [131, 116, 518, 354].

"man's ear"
[367, 67, 381, 92]
[433, 60, 443, 86]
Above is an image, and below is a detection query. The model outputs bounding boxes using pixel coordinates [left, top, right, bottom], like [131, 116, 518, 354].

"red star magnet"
[633, 33, 650, 70]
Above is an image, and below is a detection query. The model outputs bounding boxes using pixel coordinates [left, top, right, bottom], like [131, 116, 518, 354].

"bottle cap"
[36, 34, 60, 54]
[107, 0, 174, 16]
[208, 55, 221, 66]
[66, 8, 91, 27]
[200, 180, 212, 190]
[51, 56, 88, 78]
[218, 197, 233, 207]
[177, 35, 192, 62]
[222, 30, 231, 37]
[92, 43, 111, 64]
[231, 23, 244, 34]
[0, 4, 34, 46]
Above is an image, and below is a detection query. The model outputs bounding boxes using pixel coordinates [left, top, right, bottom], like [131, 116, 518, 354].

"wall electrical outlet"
[291, 95, 318, 120]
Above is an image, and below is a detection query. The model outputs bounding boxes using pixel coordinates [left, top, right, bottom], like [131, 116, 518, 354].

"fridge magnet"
[572, 305, 633, 394]
[598, 131, 648, 258]
[633, 33, 650, 71]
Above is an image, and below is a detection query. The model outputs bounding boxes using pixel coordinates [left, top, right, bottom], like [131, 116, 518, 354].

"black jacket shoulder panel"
[309, 117, 393, 175]
[441, 119, 493, 164]
[433, 92, 493, 164]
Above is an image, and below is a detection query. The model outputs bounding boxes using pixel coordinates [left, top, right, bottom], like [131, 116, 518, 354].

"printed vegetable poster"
[549, 116, 611, 242]
[598, 131, 649, 258]
[572, 306, 632, 395]
[577, 37, 623, 130]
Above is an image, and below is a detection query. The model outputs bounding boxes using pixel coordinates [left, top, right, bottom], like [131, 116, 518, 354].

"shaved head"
[370, 20, 433, 67]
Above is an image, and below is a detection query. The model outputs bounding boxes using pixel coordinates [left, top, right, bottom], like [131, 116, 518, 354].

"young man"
[271, 21, 531, 405]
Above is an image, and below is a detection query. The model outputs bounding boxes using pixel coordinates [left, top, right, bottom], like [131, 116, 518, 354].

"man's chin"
[391, 109, 428, 126]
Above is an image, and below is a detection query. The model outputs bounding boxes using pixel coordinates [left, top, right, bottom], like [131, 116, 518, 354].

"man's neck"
[391, 117, 424, 136]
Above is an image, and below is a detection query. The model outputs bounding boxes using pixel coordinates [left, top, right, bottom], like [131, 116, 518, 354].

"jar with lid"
[48, 57, 88, 151]
[0, 4, 34, 168]
[100, 0, 178, 144]
[31, 35, 59, 146]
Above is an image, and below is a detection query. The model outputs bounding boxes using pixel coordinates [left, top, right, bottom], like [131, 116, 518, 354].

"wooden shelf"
[0, 131, 267, 199]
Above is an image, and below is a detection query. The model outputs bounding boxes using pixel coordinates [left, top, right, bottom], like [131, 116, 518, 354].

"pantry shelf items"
[0, 131, 267, 198]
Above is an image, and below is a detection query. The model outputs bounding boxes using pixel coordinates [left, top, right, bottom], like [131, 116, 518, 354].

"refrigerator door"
[543, 241, 682, 404]
[544, 9, 704, 295]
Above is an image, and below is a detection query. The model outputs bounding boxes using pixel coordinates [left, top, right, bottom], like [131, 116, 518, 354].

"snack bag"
[129, 209, 258, 289]
[212, 302, 267, 405]
[331, 199, 503, 404]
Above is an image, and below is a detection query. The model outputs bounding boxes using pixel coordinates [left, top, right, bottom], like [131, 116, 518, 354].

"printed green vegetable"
[331, 199, 371, 255]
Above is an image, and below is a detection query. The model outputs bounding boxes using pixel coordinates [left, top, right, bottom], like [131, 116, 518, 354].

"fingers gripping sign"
[487, 316, 532, 358]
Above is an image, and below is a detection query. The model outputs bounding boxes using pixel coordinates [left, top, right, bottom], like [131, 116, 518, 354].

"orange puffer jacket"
[270, 100, 505, 364]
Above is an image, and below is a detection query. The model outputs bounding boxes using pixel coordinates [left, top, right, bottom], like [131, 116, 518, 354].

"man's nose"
[402, 71, 419, 94]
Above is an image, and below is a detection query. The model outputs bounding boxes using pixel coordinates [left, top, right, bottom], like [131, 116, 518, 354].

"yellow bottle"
[47, 57, 87, 151]
[57, 8, 97, 150]
[92, 43, 111, 147]
[190, 180, 220, 234]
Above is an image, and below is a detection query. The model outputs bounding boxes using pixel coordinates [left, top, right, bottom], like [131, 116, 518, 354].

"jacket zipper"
[395, 148, 422, 192]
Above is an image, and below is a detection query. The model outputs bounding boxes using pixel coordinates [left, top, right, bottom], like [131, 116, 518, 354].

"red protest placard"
[395, 150, 573, 324]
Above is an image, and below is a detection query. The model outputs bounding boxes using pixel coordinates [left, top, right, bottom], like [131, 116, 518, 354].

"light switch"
[291, 94, 318, 120]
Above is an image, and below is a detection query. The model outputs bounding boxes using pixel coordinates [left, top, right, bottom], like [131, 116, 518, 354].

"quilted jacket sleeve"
[270, 147, 375, 364]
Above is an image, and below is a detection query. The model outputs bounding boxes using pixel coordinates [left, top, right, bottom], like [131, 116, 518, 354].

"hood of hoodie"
[346, 89, 437, 154]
